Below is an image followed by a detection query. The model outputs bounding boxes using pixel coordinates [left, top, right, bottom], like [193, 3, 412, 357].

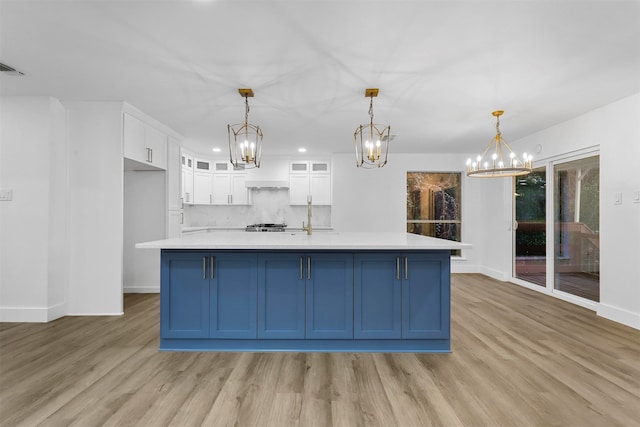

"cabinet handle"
[180, 197, 184, 209]
[230, 194, 233, 204]
[202, 256, 207, 279]
[150, 148, 153, 163]
[396, 257, 400, 280]
[180, 212, 184, 225]
[146, 147, 152, 163]
[210, 194, 212, 204]
[210, 256, 215, 278]
[404, 257, 409, 280]
[300, 257, 303, 280]
[307, 256, 311, 280]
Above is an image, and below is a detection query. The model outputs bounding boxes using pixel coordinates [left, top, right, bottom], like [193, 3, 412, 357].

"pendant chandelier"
[466, 110, 532, 177]
[228, 88, 262, 168]
[354, 88, 390, 168]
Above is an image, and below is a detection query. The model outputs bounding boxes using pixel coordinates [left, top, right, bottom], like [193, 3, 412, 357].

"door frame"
[510, 147, 600, 311]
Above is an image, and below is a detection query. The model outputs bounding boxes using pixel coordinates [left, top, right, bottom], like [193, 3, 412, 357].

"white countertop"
[136, 231, 472, 251]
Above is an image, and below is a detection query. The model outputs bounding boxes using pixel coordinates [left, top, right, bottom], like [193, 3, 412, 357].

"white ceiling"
[1, 0, 638, 157]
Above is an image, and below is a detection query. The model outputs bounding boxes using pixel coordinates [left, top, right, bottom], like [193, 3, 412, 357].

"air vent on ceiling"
[0, 62, 25, 76]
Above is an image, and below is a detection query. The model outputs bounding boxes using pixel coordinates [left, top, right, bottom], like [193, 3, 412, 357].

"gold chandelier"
[228, 88, 262, 168]
[354, 88, 390, 168]
[466, 110, 532, 178]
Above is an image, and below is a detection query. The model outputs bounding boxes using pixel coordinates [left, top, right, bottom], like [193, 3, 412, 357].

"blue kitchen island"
[137, 232, 470, 352]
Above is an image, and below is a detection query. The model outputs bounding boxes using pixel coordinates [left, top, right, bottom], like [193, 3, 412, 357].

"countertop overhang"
[136, 231, 472, 251]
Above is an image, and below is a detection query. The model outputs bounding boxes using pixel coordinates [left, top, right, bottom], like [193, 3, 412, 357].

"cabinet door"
[309, 174, 331, 205]
[289, 174, 310, 205]
[193, 171, 213, 205]
[211, 253, 258, 338]
[145, 126, 167, 170]
[306, 253, 353, 339]
[212, 173, 231, 205]
[257, 253, 305, 339]
[182, 167, 194, 204]
[123, 113, 146, 163]
[354, 254, 401, 339]
[230, 174, 249, 205]
[161, 251, 210, 338]
[167, 138, 182, 211]
[401, 253, 450, 339]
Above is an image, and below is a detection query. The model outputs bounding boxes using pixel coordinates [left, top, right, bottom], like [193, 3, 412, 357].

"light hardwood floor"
[1, 274, 639, 426]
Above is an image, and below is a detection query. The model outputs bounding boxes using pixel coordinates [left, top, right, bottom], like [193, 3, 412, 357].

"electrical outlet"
[0, 189, 12, 201]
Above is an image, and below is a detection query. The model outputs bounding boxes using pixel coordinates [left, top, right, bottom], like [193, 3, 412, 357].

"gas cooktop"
[245, 223, 287, 232]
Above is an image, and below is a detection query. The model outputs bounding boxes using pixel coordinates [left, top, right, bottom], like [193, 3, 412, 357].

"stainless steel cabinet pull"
[202, 256, 207, 279]
[300, 257, 303, 280]
[210, 256, 215, 278]
[180, 197, 184, 209]
[210, 194, 212, 204]
[146, 147, 152, 163]
[150, 148, 153, 163]
[396, 257, 400, 280]
[180, 212, 184, 225]
[404, 257, 409, 280]
[307, 257, 311, 280]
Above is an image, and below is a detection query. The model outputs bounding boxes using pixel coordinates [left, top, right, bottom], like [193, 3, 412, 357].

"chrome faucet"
[302, 199, 312, 235]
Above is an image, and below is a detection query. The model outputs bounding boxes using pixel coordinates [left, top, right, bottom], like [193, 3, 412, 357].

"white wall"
[508, 93, 640, 329]
[331, 152, 491, 273]
[0, 97, 67, 321]
[65, 102, 124, 315]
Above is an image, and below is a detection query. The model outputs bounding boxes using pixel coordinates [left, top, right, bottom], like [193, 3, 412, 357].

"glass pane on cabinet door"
[514, 167, 547, 286]
[554, 155, 600, 302]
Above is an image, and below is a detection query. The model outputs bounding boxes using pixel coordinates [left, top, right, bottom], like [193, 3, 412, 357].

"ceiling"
[1, 0, 638, 157]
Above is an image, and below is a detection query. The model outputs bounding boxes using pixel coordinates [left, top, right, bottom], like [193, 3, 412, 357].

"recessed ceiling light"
[212, 147, 221, 152]
[298, 148, 307, 153]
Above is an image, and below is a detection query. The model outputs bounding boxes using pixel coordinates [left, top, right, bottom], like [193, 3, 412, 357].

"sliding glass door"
[554, 156, 600, 301]
[513, 154, 600, 303]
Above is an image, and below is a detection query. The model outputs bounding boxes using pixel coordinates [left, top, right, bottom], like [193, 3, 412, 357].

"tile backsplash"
[184, 188, 331, 228]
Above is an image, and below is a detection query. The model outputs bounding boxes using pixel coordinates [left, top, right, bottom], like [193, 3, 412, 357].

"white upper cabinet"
[212, 172, 250, 205]
[181, 152, 194, 205]
[123, 113, 167, 170]
[289, 160, 331, 205]
[192, 158, 213, 205]
[166, 137, 182, 211]
[144, 126, 167, 169]
[191, 160, 251, 205]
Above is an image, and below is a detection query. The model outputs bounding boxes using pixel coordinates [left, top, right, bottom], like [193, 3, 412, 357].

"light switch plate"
[0, 189, 12, 201]
[614, 192, 622, 205]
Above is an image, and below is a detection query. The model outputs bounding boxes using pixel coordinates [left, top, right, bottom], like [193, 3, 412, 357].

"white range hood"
[244, 180, 289, 189]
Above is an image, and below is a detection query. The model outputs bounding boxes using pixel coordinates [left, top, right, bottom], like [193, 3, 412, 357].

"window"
[407, 172, 462, 256]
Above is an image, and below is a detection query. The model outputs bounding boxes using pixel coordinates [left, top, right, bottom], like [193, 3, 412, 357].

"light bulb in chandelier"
[466, 110, 532, 177]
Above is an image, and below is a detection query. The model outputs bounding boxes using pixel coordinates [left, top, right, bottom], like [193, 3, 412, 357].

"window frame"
[406, 171, 463, 257]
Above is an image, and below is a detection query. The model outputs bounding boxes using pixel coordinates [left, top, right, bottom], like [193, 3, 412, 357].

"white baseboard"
[598, 303, 640, 330]
[451, 263, 481, 274]
[47, 302, 66, 322]
[1, 302, 66, 323]
[480, 266, 509, 281]
[124, 286, 160, 293]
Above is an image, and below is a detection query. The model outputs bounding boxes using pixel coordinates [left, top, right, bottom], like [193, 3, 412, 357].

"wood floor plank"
[1, 273, 639, 427]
